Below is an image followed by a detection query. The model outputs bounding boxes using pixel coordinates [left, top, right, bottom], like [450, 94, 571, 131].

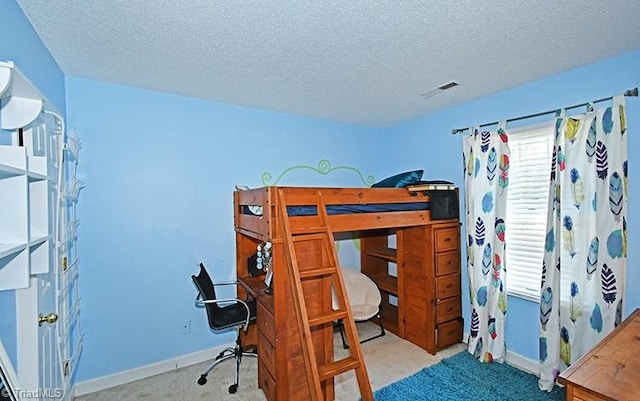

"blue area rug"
[374, 351, 564, 401]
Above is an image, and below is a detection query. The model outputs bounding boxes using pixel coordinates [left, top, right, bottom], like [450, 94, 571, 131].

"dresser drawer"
[435, 251, 460, 276]
[434, 227, 459, 252]
[570, 386, 606, 401]
[258, 332, 276, 377]
[258, 358, 277, 401]
[436, 296, 461, 323]
[258, 301, 276, 345]
[436, 274, 461, 299]
[436, 318, 463, 349]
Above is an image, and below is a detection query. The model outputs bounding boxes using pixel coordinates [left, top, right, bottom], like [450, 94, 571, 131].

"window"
[505, 122, 554, 301]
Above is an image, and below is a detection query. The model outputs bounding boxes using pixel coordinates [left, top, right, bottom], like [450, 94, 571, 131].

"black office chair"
[191, 263, 257, 394]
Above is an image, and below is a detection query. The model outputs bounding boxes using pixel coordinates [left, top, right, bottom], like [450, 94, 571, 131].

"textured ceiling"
[16, 0, 640, 127]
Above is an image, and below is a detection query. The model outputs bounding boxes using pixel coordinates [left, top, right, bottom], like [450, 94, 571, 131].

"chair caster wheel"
[197, 375, 207, 385]
[228, 384, 237, 394]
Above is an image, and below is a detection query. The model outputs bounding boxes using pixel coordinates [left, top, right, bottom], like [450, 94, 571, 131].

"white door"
[14, 115, 66, 401]
[15, 273, 64, 401]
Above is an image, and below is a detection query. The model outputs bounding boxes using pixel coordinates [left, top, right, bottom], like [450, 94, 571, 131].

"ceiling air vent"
[420, 81, 459, 99]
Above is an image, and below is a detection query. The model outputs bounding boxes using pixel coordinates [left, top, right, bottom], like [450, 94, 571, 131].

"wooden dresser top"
[558, 308, 640, 400]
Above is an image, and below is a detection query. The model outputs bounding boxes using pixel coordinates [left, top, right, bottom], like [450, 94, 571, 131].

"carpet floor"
[374, 351, 565, 401]
[74, 323, 465, 400]
[74, 323, 561, 400]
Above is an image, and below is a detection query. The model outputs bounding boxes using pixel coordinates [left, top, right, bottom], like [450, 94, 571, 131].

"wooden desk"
[558, 308, 640, 401]
[238, 274, 334, 401]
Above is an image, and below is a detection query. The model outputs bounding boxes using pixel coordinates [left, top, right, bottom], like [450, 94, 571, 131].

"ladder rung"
[308, 310, 348, 326]
[290, 225, 326, 234]
[299, 266, 337, 278]
[292, 232, 325, 241]
[318, 356, 361, 381]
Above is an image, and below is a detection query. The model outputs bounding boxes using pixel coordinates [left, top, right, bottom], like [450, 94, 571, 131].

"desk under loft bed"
[234, 186, 463, 401]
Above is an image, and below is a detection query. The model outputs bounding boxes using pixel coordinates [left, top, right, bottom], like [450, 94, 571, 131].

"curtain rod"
[451, 87, 639, 135]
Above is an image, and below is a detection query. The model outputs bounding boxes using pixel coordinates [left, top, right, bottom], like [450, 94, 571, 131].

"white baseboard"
[504, 349, 539, 376]
[74, 343, 233, 397]
[77, 334, 539, 397]
[462, 332, 538, 376]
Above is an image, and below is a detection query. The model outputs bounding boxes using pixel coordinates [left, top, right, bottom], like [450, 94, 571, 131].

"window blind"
[505, 123, 554, 301]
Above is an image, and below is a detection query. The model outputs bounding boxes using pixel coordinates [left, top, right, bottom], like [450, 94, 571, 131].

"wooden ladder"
[277, 189, 373, 401]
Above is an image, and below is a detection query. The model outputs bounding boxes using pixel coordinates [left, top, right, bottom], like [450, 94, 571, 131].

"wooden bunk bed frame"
[234, 186, 462, 401]
[235, 186, 432, 239]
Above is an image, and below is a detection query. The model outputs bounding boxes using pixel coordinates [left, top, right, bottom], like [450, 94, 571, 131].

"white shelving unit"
[0, 60, 83, 401]
[0, 62, 57, 289]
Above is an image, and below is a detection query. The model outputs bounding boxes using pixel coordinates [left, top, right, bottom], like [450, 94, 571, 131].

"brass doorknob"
[38, 313, 58, 326]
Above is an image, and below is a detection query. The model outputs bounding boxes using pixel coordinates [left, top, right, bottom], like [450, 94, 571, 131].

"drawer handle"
[446, 283, 452, 288]
[444, 238, 451, 242]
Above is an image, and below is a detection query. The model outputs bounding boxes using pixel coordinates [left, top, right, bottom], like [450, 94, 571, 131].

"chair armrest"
[212, 280, 255, 300]
[211, 281, 241, 287]
[195, 296, 253, 331]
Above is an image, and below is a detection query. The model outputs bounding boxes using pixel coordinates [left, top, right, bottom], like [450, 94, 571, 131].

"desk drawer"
[434, 227, 459, 252]
[436, 274, 461, 299]
[258, 332, 276, 377]
[258, 301, 276, 344]
[436, 296, 461, 323]
[258, 358, 277, 401]
[435, 251, 460, 276]
[437, 318, 463, 349]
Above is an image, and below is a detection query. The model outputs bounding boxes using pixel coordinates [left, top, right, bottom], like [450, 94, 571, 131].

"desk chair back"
[191, 263, 256, 331]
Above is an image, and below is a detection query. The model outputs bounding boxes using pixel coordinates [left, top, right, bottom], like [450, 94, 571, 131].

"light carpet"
[74, 323, 465, 400]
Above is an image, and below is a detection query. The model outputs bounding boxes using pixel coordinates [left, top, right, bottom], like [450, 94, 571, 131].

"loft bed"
[234, 185, 462, 400]
[233, 186, 438, 240]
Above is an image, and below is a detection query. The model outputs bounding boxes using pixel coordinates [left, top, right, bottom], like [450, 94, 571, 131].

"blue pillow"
[371, 170, 424, 188]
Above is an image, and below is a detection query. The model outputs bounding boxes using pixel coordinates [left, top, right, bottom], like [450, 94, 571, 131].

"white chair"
[333, 267, 385, 349]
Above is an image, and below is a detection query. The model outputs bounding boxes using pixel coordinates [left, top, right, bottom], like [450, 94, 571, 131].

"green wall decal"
[260, 159, 371, 263]
[261, 159, 375, 187]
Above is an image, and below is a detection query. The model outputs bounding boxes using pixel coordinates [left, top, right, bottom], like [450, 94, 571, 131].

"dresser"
[558, 308, 640, 401]
[360, 221, 463, 354]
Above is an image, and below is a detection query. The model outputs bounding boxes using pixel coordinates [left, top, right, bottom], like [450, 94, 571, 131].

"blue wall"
[65, 77, 385, 381]
[0, 0, 66, 368]
[389, 49, 640, 360]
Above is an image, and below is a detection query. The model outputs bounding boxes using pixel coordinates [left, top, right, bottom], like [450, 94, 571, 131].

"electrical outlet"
[180, 319, 191, 334]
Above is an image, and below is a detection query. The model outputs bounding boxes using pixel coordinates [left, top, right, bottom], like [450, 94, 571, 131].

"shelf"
[0, 145, 26, 177]
[64, 131, 81, 162]
[28, 178, 49, 240]
[0, 243, 27, 259]
[63, 177, 84, 201]
[369, 273, 398, 296]
[29, 238, 50, 275]
[364, 247, 397, 263]
[0, 249, 29, 290]
[0, 174, 28, 245]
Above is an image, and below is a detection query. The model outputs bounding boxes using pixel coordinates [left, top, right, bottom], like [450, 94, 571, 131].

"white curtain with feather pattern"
[463, 126, 510, 363]
[538, 96, 627, 390]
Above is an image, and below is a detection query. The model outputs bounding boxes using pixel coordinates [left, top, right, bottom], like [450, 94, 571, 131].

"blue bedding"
[288, 202, 429, 216]
[242, 203, 429, 216]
